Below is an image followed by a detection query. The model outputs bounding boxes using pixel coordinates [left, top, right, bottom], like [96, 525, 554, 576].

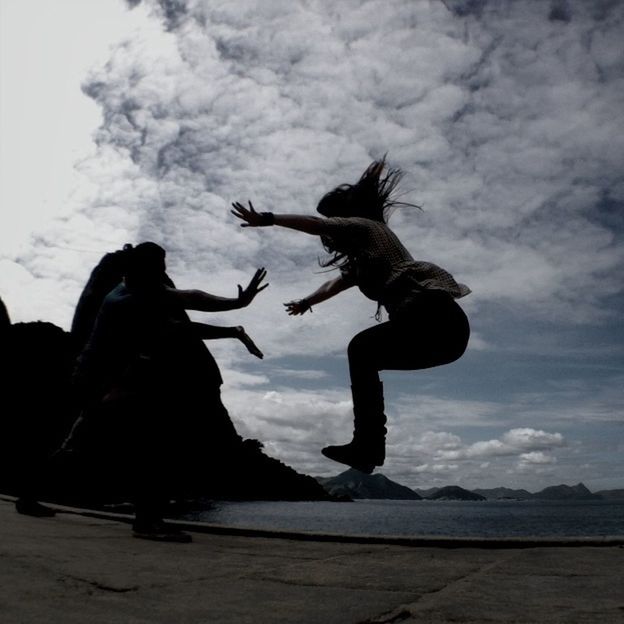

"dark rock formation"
[0, 317, 78, 498]
[427, 486, 486, 501]
[317, 469, 421, 500]
[0, 296, 10, 330]
[473, 487, 533, 500]
[413, 487, 441, 498]
[1, 249, 333, 507]
[215, 440, 332, 502]
[531, 483, 602, 500]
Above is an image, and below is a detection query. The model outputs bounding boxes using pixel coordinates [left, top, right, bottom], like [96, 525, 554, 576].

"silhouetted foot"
[322, 436, 385, 474]
[132, 520, 192, 543]
[322, 444, 376, 474]
[15, 498, 57, 518]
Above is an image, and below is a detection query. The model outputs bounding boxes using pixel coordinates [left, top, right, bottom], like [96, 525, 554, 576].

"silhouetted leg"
[324, 294, 469, 473]
[14, 457, 57, 517]
[13, 436, 57, 517]
[129, 397, 191, 543]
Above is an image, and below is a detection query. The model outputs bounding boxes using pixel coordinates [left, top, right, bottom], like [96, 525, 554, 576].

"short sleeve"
[320, 217, 370, 251]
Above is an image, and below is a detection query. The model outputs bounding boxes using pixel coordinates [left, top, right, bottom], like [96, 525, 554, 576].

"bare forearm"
[273, 214, 329, 236]
[232, 202, 331, 236]
[163, 267, 267, 312]
[166, 287, 243, 312]
[305, 276, 352, 306]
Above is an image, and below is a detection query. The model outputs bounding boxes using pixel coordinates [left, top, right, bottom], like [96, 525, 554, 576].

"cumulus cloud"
[266, 367, 329, 381]
[221, 385, 354, 476]
[5, 0, 622, 331]
[434, 427, 565, 460]
[502, 428, 564, 450]
[517, 450, 558, 475]
[376, 426, 568, 488]
[518, 451, 557, 466]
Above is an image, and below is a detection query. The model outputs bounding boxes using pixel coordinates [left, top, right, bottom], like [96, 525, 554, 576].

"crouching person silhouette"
[70, 242, 267, 542]
[232, 158, 470, 474]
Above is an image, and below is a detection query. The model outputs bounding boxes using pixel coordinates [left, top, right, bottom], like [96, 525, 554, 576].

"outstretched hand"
[283, 299, 312, 316]
[231, 201, 271, 227]
[236, 326, 264, 359]
[238, 268, 268, 307]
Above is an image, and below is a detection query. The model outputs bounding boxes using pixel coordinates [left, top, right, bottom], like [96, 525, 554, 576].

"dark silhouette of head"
[123, 242, 167, 292]
[316, 156, 409, 224]
[317, 157, 419, 269]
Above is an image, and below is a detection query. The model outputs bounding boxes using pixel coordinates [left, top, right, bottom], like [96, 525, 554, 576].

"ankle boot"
[321, 442, 375, 474]
[322, 381, 387, 473]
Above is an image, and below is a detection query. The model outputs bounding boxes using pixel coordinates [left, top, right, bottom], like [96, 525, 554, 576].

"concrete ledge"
[3, 496, 624, 623]
[4, 494, 623, 549]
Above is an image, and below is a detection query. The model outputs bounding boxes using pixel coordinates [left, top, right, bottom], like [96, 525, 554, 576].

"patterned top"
[321, 217, 471, 305]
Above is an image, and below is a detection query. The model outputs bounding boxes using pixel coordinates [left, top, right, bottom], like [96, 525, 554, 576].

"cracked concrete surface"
[1, 499, 623, 623]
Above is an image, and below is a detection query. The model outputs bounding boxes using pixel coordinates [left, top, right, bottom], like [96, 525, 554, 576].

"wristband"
[259, 212, 275, 226]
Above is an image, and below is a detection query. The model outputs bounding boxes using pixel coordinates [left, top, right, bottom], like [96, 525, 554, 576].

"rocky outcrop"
[317, 469, 421, 500]
[473, 487, 533, 500]
[0, 318, 78, 498]
[531, 483, 602, 500]
[0, 250, 334, 506]
[427, 486, 486, 501]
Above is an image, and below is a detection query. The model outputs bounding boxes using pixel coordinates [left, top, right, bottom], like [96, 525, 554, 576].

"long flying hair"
[317, 157, 419, 270]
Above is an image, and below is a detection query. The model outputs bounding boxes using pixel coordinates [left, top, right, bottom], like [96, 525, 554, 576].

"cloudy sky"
[1, 0, 623, 492]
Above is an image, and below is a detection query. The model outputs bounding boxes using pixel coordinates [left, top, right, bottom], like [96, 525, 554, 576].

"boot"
[322, 380, 387, 474]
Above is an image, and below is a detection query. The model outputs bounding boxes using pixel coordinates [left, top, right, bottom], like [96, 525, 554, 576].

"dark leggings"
[347, 291, 470, 387]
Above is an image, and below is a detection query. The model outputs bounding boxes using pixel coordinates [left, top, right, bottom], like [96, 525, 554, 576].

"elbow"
[311, 216, 331, 234]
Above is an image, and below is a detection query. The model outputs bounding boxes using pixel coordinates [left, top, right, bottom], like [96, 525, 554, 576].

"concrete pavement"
[1, 497, 623, 623]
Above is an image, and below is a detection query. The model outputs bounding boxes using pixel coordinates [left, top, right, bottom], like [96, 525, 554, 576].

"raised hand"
[236, 326, 264, 359]
[283, 299, 312, 316]
[237, 267, 269, 307]
[231, 201, 273, 227]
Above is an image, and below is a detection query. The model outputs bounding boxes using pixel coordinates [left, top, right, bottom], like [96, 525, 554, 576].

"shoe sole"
[321, 448, 376, 474]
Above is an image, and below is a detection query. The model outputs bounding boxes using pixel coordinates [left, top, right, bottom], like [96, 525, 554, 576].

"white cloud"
[434, 427, 565, 461]
[5, 0, 623, 333]
[267, 367, 329, 381]
[518, 451, 557, 466]
[220, 384, 354, 476]
[418, 431, 462, 451]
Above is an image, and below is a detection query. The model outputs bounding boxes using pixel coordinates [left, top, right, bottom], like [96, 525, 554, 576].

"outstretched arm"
[164, 268, 268, 312]
[284, 275, 353, 315]
[189, 322, 263, 359]
[231, 201, 329, 236]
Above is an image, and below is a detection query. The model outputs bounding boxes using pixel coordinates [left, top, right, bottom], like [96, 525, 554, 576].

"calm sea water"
[182, 499, 624, 538]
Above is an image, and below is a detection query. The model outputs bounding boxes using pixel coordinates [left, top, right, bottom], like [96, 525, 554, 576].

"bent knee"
[347, 333, 369, 360]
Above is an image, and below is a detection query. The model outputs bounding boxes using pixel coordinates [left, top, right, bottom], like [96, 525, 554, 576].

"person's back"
[70, 249, 129, 353]
[323, 216, 469, 307]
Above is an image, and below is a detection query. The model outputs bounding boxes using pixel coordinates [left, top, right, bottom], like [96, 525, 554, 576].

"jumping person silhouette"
[232, 158, 470, 474]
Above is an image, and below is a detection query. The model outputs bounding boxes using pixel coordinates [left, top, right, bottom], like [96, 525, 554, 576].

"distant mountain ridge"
[318, 472, 623, 501]
[428, 486, 485, 501]
[532, 482, 602, 500]
[473, 487, 533, 500]
[317, 469, 421, 500]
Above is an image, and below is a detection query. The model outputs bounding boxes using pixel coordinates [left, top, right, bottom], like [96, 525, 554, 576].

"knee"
[347, 333, 367, 363]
